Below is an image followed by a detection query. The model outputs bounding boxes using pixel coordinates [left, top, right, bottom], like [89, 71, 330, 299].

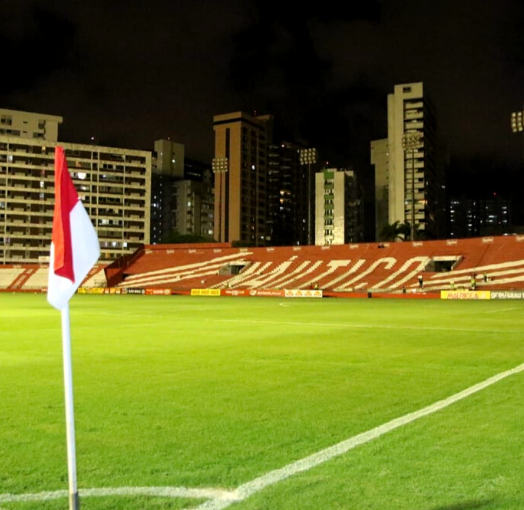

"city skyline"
[2, 0, 524, 200]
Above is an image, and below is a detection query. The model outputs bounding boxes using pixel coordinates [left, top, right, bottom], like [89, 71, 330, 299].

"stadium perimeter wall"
[2, 236, 524, 299]
[74, 288, 523, 300]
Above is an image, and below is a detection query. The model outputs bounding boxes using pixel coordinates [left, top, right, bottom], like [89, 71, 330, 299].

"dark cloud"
[222, 0, 524, 209]
[1, 0, 249, 153]
[0, 3, 77, 95]
[1, 0, 524, 203]
[228, 1, 382, 154]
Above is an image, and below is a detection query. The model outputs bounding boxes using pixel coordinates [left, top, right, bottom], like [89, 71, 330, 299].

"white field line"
[0, 486, 240, 505]
[2, 363, 523, 509]
[193, 361, 524, 510]
[482, 307, 522, 313]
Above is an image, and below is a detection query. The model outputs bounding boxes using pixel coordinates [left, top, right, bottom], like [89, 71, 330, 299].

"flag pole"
[61, 304, 80, 510]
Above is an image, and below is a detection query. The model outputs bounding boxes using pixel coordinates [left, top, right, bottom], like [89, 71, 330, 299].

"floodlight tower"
[511, 110, 524, 218]
[299, 148, 318, 245]
[212, 157, 228, 242]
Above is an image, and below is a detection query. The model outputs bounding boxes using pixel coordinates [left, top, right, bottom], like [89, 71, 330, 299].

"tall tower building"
[213, 112, 272, 246]
[386, 82, 439, 239]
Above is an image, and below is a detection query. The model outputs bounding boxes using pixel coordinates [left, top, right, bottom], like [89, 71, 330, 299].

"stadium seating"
[0, 267, 25, 289]
[22, 267, 49, 289]
[109, 236, 524, 293]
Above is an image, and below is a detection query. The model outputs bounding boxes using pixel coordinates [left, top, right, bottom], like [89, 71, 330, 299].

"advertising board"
[440, 290, 491, 300]
[191, 289, 221, 296]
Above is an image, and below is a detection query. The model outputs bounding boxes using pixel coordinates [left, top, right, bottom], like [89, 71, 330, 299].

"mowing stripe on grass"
[193, 361, 524, 510]
[2, 363, 523, 509]
[216, 318, 521, 334]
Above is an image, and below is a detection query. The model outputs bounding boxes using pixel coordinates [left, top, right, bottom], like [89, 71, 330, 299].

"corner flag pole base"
[69, 491, 80, 510]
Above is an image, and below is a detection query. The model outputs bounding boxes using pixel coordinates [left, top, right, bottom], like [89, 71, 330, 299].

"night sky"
[2, 0, 524, 204]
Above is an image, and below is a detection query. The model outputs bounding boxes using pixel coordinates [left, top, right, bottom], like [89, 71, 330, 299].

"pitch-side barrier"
[72, 288, 524, 300]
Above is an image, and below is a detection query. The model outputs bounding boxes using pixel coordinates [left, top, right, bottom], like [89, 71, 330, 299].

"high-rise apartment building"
[0, 108, 151, 264]
[373, 82, 441, 240]
[0, 108, 62, 141]
[266, 141, 310, 246]
[151, 139, 213, 243]
[370, 138, 389, 241]
[0, 137, 151, 263]
[173, 172, 214, 239]
[213, 111, 272, 246]
[151, 139, 184, 243]
[448, 196, 513, 237]
[315, 169, 363, 245]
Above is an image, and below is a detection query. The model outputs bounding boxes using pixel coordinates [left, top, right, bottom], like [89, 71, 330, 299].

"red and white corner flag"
[48, 146, 100, 310]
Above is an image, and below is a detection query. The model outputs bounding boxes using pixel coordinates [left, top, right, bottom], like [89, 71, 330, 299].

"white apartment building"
[0, 108, 63, 142]
[315, 168, 363, 245]
[0, 118, 151, 263]
[383, 82, 439, 239]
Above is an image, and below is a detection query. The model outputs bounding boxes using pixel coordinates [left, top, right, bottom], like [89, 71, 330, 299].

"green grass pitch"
[1, 293, 524, 509]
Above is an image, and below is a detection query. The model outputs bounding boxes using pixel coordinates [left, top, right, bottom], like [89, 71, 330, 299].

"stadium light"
[511, 110, 524, 133]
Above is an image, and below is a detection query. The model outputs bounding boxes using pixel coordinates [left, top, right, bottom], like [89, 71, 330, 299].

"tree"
[162, 230, 213, 244]
[379, 221, 419, 242]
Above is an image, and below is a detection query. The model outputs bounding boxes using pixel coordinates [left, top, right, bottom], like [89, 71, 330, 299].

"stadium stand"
[22, 267, 49, 290]
[0, 267, 25, 290]
[2, 236, 523, 294]
[0, 264, 107, 292]
[103, 236, 524, 293]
